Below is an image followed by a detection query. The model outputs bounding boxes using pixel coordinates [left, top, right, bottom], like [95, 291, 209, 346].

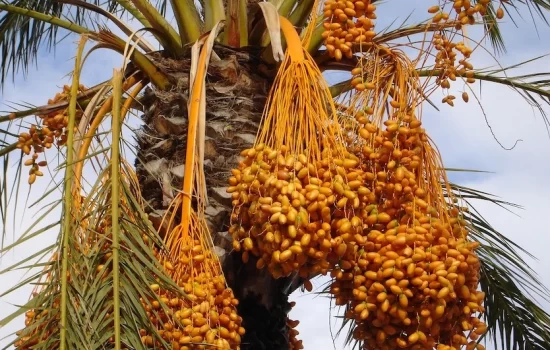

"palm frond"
[419, 66, 550, 103]
[0, 78, 113, 123]
[474, 0, 550, 53]
[57, 36, 85, 349]
[0, 0, 187, 87]
[420, 56, 550, 133]
[501, 0, 550, 38]
[0, 156, 185, 349]
[472, 0, 506, 54]
[88, 30, 170, 90]
[56, 0, 156, 52]
[0, 0, 101, 88]
[374, 21, 459, 44]
[0, 62, 184, 350]
[53, 155, 183, 349]
[0, 0, 94, 87]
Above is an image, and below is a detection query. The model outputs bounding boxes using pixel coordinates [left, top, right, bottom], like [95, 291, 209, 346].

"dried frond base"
[135, 46, 270, 258]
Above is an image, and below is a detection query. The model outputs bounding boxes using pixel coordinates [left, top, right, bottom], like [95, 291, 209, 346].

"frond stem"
[0, 142, 18, 157]
[0, 3, 89, 34]
[74, 76, 141, 193]
[170, 0, 202, 43]
[329, 80, 353, 97]
[306, 21, 324, 53]
[416, 69, 550, 100]
[116, 0, 153, 28]
[60, 36, 87, 350]
[110, 69, 123, 350]
[0, 79, 112, 124]
[89, 32, 170, 90]
[128, 0, 183, 54]
[375, 22, 459, 44]
[55, 0, 155, 52]
[327, 68, 550, 100]
[238, 0, 249, 46]
[288, 0, 316, 28]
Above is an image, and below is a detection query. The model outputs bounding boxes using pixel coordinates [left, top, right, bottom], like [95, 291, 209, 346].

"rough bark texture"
[135, 45, 300, 349]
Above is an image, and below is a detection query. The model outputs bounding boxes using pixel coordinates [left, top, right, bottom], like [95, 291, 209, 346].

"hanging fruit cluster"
[287, 303, 304, 350]
[322, 0, 377, 60]
[15, 311, 54, 348]
[327, 109, 487, 349]
[349, 57, 378, 93]
[17, 84, 87, 184]
[228, 144, 376, 279]
[348, 47, 396, 92]
[432, 33, 476, 107]
[142, 211, 244, 349]
[425, 1, 507, 105]
[229, 19, 372, 283]
[15, 291, 59, 348]
[429, 0, 504, 26]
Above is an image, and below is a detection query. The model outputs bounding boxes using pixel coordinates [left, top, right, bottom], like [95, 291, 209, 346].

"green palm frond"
[88, 31, 170, 90]
[0, 76, 142, 125]
[52, 156, 182, 349]
[0, 158, 184, 349]
[0, 0, 180, 87]
[419, 64, 550, 103]
[502, 0, 550, 29]
[474, 0, 506, 54]
[472, 0, 550, 53]
[0, 64, 184, 349]
[0, 0, 100, 87]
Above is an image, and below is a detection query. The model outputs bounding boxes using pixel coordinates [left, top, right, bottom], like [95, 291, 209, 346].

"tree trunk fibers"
[135, 45, 301, 349]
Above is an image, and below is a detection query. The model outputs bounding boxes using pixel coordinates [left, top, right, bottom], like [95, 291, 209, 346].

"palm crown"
[1, 0, 550, 349]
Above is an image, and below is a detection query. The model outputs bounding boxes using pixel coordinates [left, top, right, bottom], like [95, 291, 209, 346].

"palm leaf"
[0, 0, 99, 87]
[0, 40, 184, 348]
[55, 0, 156, 52]
[474, 0, 550, 53]
[498, 0, 550, 49]
[0, 0, 177, 87]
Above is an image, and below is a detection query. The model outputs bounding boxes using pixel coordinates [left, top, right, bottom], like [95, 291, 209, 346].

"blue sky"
[1, 1, 550, 349]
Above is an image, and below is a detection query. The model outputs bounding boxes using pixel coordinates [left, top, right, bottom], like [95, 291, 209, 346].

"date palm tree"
[1, 0, 550, 349]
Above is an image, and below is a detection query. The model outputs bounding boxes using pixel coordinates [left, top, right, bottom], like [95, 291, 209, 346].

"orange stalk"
[180, 44, 210, 236]
[279, 16, 304, 62]
[73, 76, 140, 198]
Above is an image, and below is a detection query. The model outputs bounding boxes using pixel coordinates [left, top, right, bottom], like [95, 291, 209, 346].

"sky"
[1, 1, 550, 349]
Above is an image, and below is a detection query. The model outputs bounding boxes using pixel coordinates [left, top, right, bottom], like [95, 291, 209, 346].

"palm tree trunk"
[135, 44, 300, 349]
